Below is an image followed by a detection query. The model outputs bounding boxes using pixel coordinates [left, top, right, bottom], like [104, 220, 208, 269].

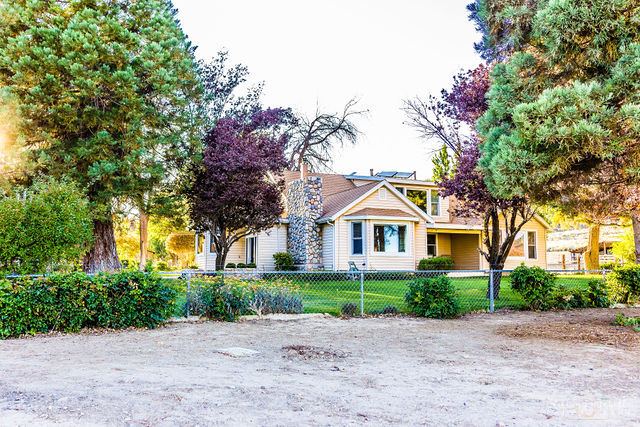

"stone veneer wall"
[286, 176, 323, 269]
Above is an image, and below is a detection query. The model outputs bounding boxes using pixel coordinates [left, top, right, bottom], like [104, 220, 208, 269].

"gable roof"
[317, 180, 435, 224]
[345, 208, 420, 221]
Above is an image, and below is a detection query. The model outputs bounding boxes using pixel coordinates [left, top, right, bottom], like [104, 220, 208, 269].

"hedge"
[0, 271, 178, 338]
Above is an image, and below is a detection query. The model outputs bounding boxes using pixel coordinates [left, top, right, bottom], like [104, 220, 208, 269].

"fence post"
[489, 269, 495, 313]
[186, 272, 191, 318]
[360, 271, 364, 317]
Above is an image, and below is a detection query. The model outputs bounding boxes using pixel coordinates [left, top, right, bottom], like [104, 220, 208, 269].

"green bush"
[509, 265, 557, 310]
[156, 261, 170, 271]
[340, 302, 358, 317]
[607, 264, 640, 303]
[615, 313, 640, 331]
[405, 275, 460, 318]
[225, 263, 236, 269]
[0, 180, 93, 274]
[246, 262, 257, 269]
[548, 286, 589, 310]
[189, 277, 303, 321]
[236, 263, 247, 269]
[417, 256, 454, 271]
[273, 252, 295, 271]
[0, 271, 178, 338]
[600, 261, 619, 271]
[586, 279, 610, 308]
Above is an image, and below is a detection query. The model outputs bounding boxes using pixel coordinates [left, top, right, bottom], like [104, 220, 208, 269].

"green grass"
[290, 273, 601, 315]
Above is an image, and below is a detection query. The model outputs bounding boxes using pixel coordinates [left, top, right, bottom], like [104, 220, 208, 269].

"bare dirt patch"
[1, 311, 639, 425]
[497, 308, 640, 348]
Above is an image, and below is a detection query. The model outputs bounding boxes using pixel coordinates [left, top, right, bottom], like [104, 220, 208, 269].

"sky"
[172, 0, 482, 180]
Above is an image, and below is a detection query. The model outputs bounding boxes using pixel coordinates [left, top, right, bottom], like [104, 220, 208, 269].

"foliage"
[340, 302, 358, 317]
[184, 108, 290, 270]
[166, 232, 195, 268]
[607, 264, 640, 303]
[405, 276, 460, 318]
[509, 265, 557, 310]
[615, 313, 640, 331]
[431, 144, 453, 183]
[586, 279, 611, 308]
[0, 0, 202, 271]
[189, 276, 302, 321]
[417, 257, 454, 271]
[246, 262, 257, 269]
[477, 0, 640, 238]
[273, 252, 295, 271]
[237, 263, 247, 269]
[548, 286, 590, 310]
[156, 261, 170, 271]
[0, 271, 178, 338]
[0, 180, 93, 274]
[225, 263, 236, 269]
[612, 229, 636, 265]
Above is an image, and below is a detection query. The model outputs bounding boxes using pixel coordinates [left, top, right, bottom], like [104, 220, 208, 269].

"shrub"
[225, 263, 236, 269]
[607, 264, 640, 303]
[0, 180, 93, 274]
[246, 262, 257, 269]
[509, 265, 557, 310]
[370, 305, 399, 315]
[190, 277, 302, 321]
[548, 286, 589, 310]
[166, 232, 196, 268]
[586, 279, 610, 308]
[600, 261, 618, 271]
[405, 275, 459, 318]
[236, 263, 246, 269]
[156, 261, 170, 271]
[417, 256, 454, 271]
[0, 271, 178, 338]
[340, 302, 358, 317]
[273, 252, 295, 271]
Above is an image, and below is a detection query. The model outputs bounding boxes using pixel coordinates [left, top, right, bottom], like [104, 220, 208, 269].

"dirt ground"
[1, 309, 639, 426]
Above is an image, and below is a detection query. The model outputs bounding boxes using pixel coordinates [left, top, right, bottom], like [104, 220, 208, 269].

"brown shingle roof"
[319, 182, 379, 220]
[346, 208, 418, 218]
[281, 170, 356, 198]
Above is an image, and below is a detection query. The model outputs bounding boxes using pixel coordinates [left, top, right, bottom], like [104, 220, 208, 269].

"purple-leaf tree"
[406, 63, 535, 298]
[185, 108, 291, 270]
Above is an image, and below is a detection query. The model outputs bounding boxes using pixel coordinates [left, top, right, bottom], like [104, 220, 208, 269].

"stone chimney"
[286, 173, 323, 269]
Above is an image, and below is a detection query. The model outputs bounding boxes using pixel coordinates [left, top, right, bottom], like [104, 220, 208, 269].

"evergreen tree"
[432, 144, 453, 182]
[0, 0, 201, 271]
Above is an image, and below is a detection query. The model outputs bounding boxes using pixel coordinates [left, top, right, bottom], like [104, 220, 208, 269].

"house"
[195, 168, 551, 271]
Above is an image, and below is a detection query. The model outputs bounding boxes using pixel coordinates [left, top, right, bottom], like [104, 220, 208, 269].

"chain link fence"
[167, 269, 610, 317]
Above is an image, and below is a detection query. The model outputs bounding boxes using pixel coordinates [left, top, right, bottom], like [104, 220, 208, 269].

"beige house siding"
[255, 225, 287, 270]
[328, 188, 429, 270]
[195, 232, 246, 269]
[500, 220, 548, 270]
[436, 233, 452, 257]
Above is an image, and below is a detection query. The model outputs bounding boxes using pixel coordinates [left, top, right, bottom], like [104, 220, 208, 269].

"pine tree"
[0, 0, 201, 271]
[432, 144, 453, 183]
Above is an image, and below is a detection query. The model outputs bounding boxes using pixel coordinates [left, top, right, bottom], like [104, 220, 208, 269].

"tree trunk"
[486, 264, 504, 300]
[215, 246, 228, 271]
[632, 211, 640, 264]
[139, 210, 149, 270]
[584, 224, 600, 270]
[83, 218, 122, 273]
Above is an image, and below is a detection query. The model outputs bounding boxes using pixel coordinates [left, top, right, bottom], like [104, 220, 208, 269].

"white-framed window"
[196, 233, 204, 254]
[430, 190, 440, 216]
[209, 234, 216, 253]
[351, 221, 364, 255]
[378, 188, 387, 200]
[527, 230, 537, 259]
[373, 224, 408, 254]
[427, 233, 437, 257]
[246, 236, 257, 264]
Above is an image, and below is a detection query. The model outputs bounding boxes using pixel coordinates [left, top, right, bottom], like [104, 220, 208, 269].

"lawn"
[289, 273, 602, 315]
[172, 272, 603, 317]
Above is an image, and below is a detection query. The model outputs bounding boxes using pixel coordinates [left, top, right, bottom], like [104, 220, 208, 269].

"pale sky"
[172, 0, 481, 180]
